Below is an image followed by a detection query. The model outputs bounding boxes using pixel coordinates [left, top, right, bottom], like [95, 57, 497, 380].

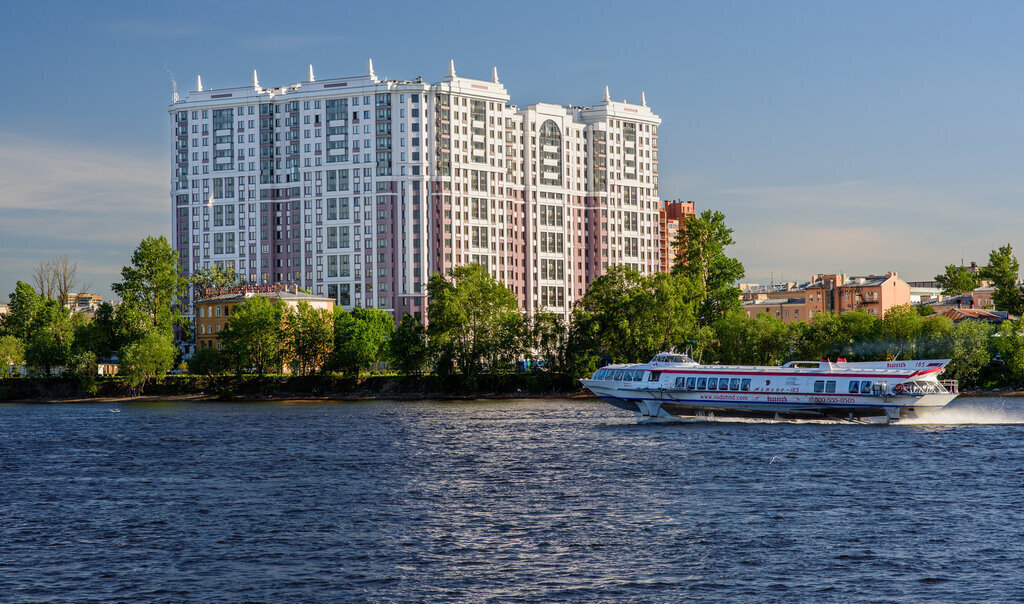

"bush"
[188, 347, 225, 375]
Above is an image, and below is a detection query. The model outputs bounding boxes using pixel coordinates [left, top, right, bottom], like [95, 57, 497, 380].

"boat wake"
[900, 403, 1024, 425]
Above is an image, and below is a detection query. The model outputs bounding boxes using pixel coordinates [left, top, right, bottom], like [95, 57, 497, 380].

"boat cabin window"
[730, 378, 740, 391]
[849, 381, 860, 394]
[861, 381, 872, 393]
[706, 378, 717, 390]
[686, 377, 696, 389]
[648, 371, 661, 382]
[613, 371, 624, 381]
[741, 379, 751, 391]
[697, 377, 707, 389]
[674, 377, 685, 387]
[814, 380, 824, 393]
[825, 380, 836, 393]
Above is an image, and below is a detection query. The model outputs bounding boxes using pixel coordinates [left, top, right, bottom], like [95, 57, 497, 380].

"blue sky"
[3, 0, 1024, 299]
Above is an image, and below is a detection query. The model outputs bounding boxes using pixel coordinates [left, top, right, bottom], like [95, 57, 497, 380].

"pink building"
[170, 62, 662, 323]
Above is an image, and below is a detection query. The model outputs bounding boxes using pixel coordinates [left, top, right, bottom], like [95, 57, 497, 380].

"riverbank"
[0, 372, 590, 403]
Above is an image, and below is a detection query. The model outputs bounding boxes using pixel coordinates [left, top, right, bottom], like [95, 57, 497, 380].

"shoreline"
[1, 390, 1020, 404]
[2, 391, 600, 404]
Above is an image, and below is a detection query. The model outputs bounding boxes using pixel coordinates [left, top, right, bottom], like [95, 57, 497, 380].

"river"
[3, 397, 1024, 601]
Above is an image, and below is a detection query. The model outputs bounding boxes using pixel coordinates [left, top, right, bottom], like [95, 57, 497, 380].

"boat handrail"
[781, 361, 820, 368]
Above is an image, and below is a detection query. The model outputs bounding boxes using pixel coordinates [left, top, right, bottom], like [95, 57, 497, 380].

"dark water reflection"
[3, 397, 1024, 601]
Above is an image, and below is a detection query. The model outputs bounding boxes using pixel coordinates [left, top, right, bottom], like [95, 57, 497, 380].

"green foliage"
[187, 347, 227, 376]
[528, 312, 568, 368]
[120, 330, 178, 388]
[878, 304, 923, 359]
[994, 319, 1024, 384]
[219, 296, 284, 377]
[714, 310, 790, 365]
[981, 244, 1024, 315]
[24, 299, 73, 376]
[190, 264, 243, 298]
[331, 307, 395, 377]
[0, 335, 25, 376]
[112, 236, 189, 336]
[427, 264, 525, 376]
[68, 350, 98, 395]
[672, 209, 745, 326]
[942, 321, 993, 387]
[282, 301, 334, 375]
[2, 281, 41, 340]
[575, 266, 699, 363]
[390, 313, 429, 376]
[935, 264, 981, 297]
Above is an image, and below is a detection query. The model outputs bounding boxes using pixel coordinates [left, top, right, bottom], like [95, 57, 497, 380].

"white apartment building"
[169, 60, 661, 321]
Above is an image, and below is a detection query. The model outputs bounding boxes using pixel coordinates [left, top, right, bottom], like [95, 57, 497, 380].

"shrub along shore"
[0, 372, 589, 403]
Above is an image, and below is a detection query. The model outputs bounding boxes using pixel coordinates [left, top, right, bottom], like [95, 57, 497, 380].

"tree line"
[5, 213, 1024, 393]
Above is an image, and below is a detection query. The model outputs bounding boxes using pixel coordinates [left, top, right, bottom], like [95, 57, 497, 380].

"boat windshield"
[650, 353, 694, 364]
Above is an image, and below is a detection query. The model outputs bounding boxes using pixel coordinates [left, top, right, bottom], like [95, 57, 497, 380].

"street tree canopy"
[112, 236, 189, 336]
[427, 263, 524, 376]
[981, 244, 1024, 316]
[935, 264, 981, 297]
[672, 209, 745, 327]
[219, 295, 284, 377]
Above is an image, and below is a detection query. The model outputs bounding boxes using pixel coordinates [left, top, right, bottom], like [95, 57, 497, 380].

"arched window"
[538, 120, 562, 186]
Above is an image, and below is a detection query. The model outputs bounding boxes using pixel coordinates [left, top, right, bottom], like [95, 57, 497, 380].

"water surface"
[3, 397, 1023, 601]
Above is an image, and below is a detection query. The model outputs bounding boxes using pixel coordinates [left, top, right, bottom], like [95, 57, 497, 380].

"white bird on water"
[769, 456, 783, 464]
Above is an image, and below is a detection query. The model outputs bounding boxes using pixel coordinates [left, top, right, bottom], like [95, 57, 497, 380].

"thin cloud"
[711, 179, 998, 282]
[0, 133, 167, 299]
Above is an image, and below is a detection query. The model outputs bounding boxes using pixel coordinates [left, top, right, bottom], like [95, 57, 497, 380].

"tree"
[24, 299, 73, 376]
[427, 263, 524, 376]
[32, 259, 57, 301]
[68, 350, 98, 395]
[994, 319, 1024, 385]
[1, 281, 41, 340]
[0, 335, 25, 376]
[390, 313, 429, 376]
[879, 304, 923, 360]
[282, 301, 334, 375]
[574, 266, 699, 363]
[981, 245, 1024, 316]
[672, 209, 745, 327]
[942, 320, 993, 386]
[331, 308, 395, 377]
[935, 264, 981, 297]
[218, 295, 284, 377]
[190, 264, 243, 298]
[112, 236, 189, 336]
[120, 330, 178, 389]
[186, 347, 227, 376]
[528, 312, 568, 369]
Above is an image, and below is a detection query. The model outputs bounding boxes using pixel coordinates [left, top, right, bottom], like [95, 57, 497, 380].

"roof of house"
[197, 287, 332, 304]
[939, 308, 1015, 324]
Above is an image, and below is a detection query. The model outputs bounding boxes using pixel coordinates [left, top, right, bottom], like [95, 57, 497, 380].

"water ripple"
[1, 397, 1023, 601]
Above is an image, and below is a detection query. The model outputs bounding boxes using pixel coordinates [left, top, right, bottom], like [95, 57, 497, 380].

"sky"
[3, 0, 1024, 300]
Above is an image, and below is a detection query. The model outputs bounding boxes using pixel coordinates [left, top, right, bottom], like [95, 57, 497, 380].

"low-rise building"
[66, 293, 102, 313]
[742, 272, 910, 323]
[195, 284, 334, 351]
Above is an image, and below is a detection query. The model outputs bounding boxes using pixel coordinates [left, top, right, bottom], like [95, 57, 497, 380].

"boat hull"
[588, 386, 956, 423]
